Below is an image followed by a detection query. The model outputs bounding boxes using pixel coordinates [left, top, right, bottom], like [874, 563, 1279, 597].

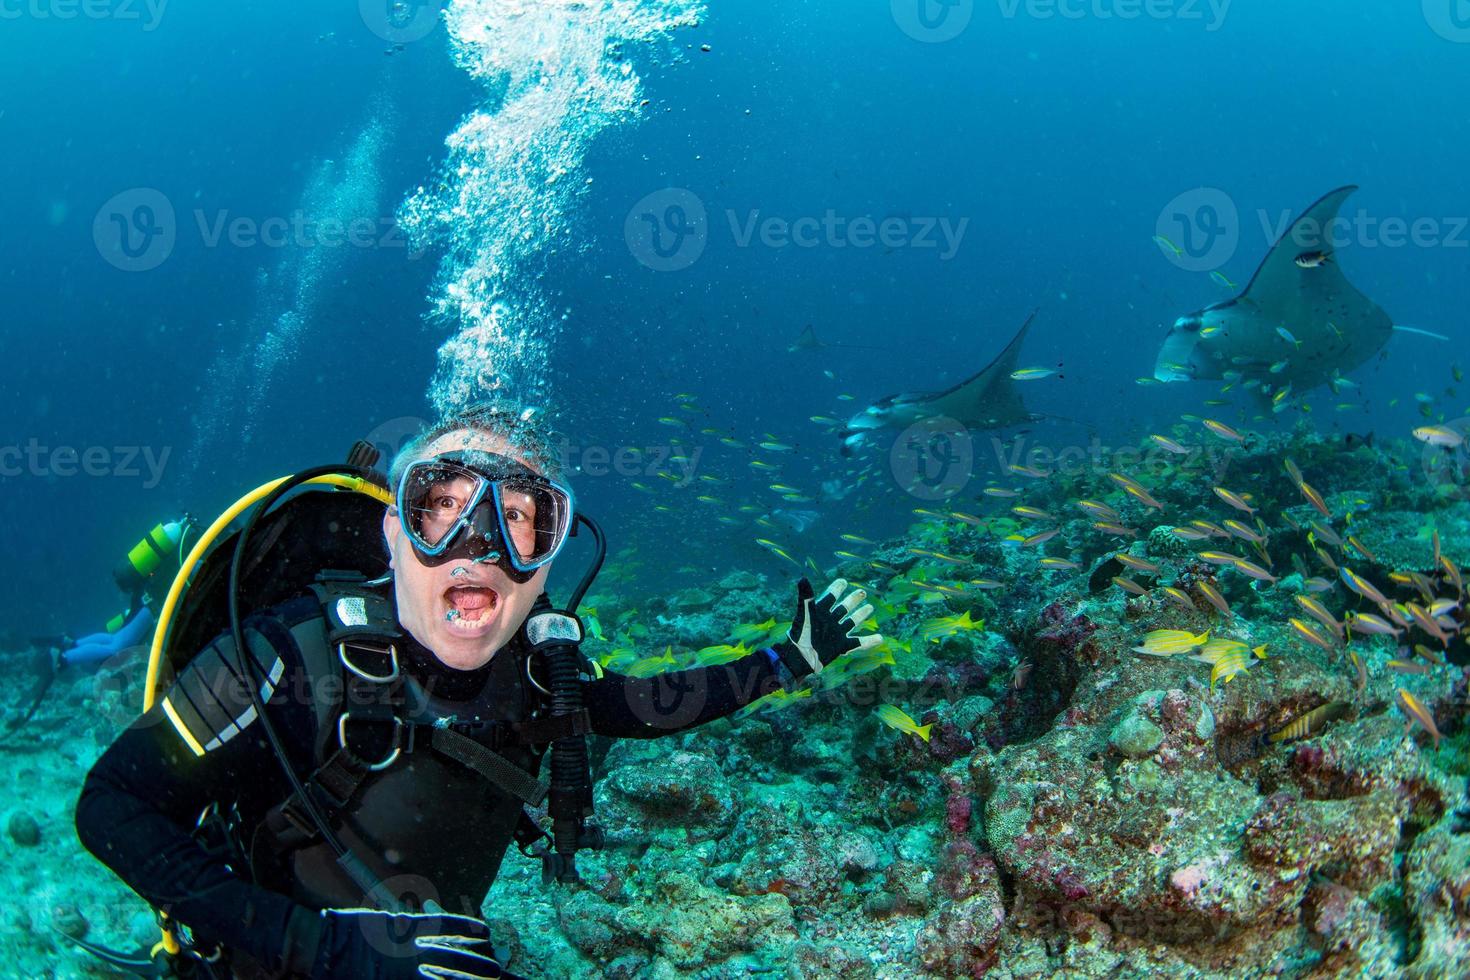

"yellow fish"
[694, 641, 752, 666]
[1132, 629, 1210, 657]
[874, 704, 932, 742]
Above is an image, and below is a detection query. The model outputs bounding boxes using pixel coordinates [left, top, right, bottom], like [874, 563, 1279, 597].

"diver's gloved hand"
[306, 907, 511, 979]
[771, 578, 881, 680]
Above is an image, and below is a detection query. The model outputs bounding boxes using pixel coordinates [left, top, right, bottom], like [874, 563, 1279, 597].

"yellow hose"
[143, 474, 392, 711]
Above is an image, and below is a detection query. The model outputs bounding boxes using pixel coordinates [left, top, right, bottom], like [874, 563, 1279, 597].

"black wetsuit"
[75, 591, 788, 977]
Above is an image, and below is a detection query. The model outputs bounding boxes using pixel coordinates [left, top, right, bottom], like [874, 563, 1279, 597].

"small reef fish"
[1293, 595, 1343, 639]
[1023, 529, 1060, 547]
[729, 617, 779, 644]
[1040, 557, 1081, 571]
[1297, 480, 1332, 518]
[1213, 487, 1257, 514]
[1269, 701, 1349, 743]
[1010, 367, 1057, 381]
[1202, 419, 1246, 442]
[1112, 576, 1148, 596]
[1386, 659, 1431, 676]
[1123, 484, 1165, 510]
[875, 704, 932, 742]
[918, 610, 984, 643]
[1228, 557, 1278, 584]
[1412, 425, 1464, 448]
[1012, 505, 1054, 521]
[1197, 580, 1233, 618]
[1133, 629, 1210, 657]
[1094, 522, 1138, 538]
[1114, 553, 1161, 574]
[1340, 567, 1390, 606]
[1395, 689, 1441, 749]
[1222, 519, 1266, 543]
[1288, 618, 1335, 654]
[984, 487, 1021, 498]
[1161, 586, 1196, 611]
[1150, 434, 1189, 454]
[1078, 499, 1121, 521]
[1346, 612, 1402, 637]
[693, 642, 752, 666]
[1009, 463, 1053, 479]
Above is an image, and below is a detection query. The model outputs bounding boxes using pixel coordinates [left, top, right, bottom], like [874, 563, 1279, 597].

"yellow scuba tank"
[113, 520, 193, 597]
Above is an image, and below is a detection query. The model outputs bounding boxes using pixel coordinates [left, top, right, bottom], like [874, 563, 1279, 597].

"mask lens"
[402, 462, 487, 549]
[495, 478, 571, 567]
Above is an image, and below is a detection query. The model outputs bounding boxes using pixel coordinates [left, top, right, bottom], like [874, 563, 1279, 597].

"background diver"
[75, 404, 884, 979]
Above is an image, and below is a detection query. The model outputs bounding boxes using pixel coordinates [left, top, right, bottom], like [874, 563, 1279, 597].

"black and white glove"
[308, 907, 513, 980]
[772, 578, 881, 680]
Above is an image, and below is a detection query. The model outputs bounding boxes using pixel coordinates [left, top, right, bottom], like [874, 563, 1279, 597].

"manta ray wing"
[1155, 186, 1392, 393]
[839, 311, 1039, 453]
[922, 309, 1038, 428]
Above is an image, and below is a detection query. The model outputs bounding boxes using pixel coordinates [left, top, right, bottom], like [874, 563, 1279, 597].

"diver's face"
[384, 430, 550, 671]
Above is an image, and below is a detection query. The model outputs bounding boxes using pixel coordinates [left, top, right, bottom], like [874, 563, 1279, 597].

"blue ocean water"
[1, 0, 1466, 634]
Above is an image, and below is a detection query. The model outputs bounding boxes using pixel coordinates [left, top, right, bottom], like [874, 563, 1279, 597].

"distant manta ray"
[1154, 185, 1444, 395]
[839, 310, 1042, 455]
[788, 325, 883, 353]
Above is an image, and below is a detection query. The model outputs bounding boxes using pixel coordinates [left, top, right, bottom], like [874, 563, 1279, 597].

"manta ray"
[1154, 185, 1418, 395]
[840, 310, 1041, 454]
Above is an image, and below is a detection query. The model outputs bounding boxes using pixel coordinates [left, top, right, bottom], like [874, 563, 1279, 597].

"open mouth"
[444, 584, 499, 628]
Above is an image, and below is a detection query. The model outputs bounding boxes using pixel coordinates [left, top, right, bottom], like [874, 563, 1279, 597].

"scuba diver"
[2, 518, 192, 742]
[74, 404, 884, 979]
[59, 517, 194, 669]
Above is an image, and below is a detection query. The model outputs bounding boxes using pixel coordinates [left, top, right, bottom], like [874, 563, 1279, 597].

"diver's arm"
[585, 649, 788, 737]
[75, 611, 321, 972]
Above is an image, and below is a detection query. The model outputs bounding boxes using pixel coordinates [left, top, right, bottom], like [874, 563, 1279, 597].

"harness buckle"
[338, 640, 399, 683]
[337, 713, 405, 771]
